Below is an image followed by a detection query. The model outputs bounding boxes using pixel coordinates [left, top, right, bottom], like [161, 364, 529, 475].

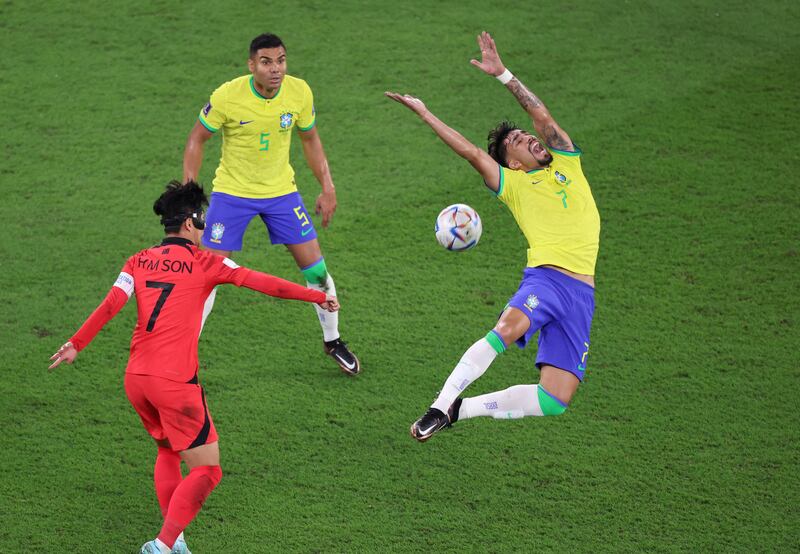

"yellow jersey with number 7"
[198, 74, 316, 199]
[495, 148, 600, 275]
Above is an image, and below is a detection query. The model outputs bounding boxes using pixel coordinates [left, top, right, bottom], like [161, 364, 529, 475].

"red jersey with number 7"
[69, 237, 326, 383]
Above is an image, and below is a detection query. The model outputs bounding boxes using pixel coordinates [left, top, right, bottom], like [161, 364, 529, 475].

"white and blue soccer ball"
[435, 203, 482, 251]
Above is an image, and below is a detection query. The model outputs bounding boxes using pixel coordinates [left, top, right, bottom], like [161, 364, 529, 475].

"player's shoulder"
[549, 144, 583, 163]
[211, 74, 252, 97]
[500, 165, 536, 184]
[283, 74, 312, 94]
[195, 249, 240, 269]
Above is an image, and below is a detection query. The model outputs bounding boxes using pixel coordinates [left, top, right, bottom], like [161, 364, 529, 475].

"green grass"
[2, 0, 799, 551]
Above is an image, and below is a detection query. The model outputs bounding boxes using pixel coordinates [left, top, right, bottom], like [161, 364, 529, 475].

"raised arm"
[183, 121, 214, 183]
[298, 126, 337, 228]
[384, 92, 502, 192]
[470, 32, 575, 152]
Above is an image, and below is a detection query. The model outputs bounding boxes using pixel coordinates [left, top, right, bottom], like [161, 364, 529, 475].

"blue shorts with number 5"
[202, 191, 317, 251]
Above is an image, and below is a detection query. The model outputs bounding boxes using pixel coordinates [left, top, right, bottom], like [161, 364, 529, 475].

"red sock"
[154, 447, 182, 518]
[157, 465, 222, 548]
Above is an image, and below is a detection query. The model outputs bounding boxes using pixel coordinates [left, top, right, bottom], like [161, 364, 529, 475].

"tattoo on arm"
[544, 124, 571, 151]
[506, 77, 572, 150]
[507, 77, 544, 112]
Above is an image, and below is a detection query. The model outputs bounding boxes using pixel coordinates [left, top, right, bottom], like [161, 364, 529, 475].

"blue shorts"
[202, 191, 317, 251]
[506, 267, 595, 381]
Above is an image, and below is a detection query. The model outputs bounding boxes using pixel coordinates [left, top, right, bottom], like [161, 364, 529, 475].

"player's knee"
[194, 464, 223, 487]
[493, 309, 529, 345]
[538, 385, 568, 416]
[208, 464, 223, 486]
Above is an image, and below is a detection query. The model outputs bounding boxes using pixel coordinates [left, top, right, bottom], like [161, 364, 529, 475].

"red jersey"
[70, 237, 326, 382]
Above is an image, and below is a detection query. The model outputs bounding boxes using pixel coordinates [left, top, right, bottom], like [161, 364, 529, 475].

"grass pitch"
[1, 0, 798, 551]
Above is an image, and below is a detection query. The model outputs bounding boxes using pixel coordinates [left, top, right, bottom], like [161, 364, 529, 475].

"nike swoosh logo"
[301, 227, 313, 236]
[418, 422, 439, 435]
[240, 120, 254, 125]
[335, 353, 355, 370]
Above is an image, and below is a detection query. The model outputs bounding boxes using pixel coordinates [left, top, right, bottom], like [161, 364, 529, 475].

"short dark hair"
[153, 180, 208, 233]
[249, 33, 285, 57]
[487, 121, 520, 168]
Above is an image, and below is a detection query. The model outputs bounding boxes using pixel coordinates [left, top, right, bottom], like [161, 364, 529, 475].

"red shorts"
[124, 373, 218, 452]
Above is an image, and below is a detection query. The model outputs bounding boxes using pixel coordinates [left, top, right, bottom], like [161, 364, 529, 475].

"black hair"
[487, 121, 520, 168]
[249, 33, 285, 57]
[153, 180, 208, 233]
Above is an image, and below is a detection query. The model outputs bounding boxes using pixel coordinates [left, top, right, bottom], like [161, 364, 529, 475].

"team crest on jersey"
[202, 102, 212, 116]
[280, 112, 294, 129]
[524, 294, 539, 311]
[555, 171, 571, 186]
[210, 223, 225, 242]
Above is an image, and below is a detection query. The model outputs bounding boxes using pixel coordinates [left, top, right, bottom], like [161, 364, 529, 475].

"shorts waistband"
[524, 266, 595, 292]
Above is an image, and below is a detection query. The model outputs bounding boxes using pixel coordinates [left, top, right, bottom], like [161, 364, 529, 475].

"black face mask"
[190, 212, 206, 230]
[161, 211, 205, 230]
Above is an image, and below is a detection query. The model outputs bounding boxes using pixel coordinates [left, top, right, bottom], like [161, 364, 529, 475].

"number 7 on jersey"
[145, 281, 175, 332]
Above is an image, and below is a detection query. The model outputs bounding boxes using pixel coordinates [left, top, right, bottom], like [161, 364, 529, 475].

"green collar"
[249, 75, 281, 100]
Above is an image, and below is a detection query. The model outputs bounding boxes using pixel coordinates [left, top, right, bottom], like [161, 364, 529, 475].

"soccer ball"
[435, 203, 482, 251]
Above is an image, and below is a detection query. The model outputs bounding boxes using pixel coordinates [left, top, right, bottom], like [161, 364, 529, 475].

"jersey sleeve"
[70, 258, 135, 351]
[496, 166, 521, 206]
[297, 81, 316, 131]
[241, 271, 327, 303]
[198, 84, 229, 133]
[200, 252, 251, 287]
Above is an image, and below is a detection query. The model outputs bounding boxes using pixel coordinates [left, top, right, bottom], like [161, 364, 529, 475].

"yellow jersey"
[198, 74, 316, 198]
[496, 148, 601, 275]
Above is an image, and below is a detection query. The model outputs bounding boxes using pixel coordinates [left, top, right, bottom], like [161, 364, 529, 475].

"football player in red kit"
[49, 181, 338, 554]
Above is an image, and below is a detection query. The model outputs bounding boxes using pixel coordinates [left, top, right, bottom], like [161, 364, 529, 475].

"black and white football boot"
[323, 338, 361, 376]
[410, 397, 462, 442]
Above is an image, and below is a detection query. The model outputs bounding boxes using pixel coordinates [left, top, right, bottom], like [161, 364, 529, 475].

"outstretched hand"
[49, 341, 78, 370]
[470, 31, 506, 77]
[384, 92, 429, 116]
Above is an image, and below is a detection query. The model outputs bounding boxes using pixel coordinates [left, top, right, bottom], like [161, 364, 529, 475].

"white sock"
[460, 384, 543, 419]
[200, 287, 218, 333]
[177, 532, 185, 543]
[431, 338, 498, 413]
[154, 538, 171, 553]
[307, 274, 339, 342]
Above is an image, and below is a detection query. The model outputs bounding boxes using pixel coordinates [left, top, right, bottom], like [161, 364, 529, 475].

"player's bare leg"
[286, 239, 360, 375]
[142, 442, 222, 554]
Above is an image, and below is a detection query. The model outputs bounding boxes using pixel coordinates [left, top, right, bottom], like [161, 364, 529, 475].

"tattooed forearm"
[544, 124, 571, 150]
[505, 76, 572, 150]
[506, 77, 545, 113]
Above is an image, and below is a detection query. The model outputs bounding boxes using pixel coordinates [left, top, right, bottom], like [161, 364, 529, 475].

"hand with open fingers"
[384, 92, 429, 116]
[470, 31, 506, 77]
[320, 294, 339, 312]
[49, 341, 78, 370]
[315, 189, 337, 228]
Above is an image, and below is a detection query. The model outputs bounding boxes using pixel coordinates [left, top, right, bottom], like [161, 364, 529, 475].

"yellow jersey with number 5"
[495, 148, 600, 275]
[198, 74, 316, 199]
